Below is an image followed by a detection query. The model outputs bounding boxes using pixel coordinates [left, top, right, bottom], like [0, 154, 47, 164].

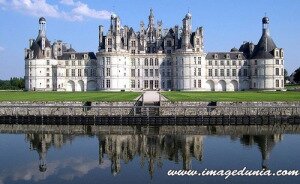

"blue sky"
[0, 0, 299, 79]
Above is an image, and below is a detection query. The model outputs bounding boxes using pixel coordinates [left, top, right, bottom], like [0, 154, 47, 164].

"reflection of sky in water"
[0, 128, 299, 184]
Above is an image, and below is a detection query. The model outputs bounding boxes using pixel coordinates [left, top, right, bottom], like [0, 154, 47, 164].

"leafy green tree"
[292, 67, 300, 84]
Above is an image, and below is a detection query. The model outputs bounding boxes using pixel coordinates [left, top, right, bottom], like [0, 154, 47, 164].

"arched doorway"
[66, 80, 75, 92]
[216, 80, 226, 91]
[78, 80, 84, 91]
[87, 80, 97, 91]
[205, 80, 215, 91]
[228, 80, 238, 91]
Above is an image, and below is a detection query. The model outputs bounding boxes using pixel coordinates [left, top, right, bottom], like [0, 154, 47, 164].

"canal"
[0, 124, 299, 184]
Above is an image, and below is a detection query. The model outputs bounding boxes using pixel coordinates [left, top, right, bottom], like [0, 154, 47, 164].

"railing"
[0, 105, 299, 117]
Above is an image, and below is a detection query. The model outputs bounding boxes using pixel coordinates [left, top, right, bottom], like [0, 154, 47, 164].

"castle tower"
[181, 12, 192, 50]
[250, 16, 284, 90]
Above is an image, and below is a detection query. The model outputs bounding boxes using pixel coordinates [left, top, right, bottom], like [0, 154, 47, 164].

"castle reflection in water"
[21, 125, 285, 177]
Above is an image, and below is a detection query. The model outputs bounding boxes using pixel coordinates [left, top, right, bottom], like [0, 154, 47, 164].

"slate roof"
[206, 52, 246, 60]
[251, 30, 277, 59]
[58, 52, 97, 60]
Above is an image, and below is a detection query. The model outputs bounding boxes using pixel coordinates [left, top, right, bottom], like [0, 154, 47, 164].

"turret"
[98, 25, 104, 51]
[182, 12, 192, 50]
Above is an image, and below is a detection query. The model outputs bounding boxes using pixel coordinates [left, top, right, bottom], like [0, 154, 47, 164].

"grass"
[0, 91, 141, 102]
[162, 91, 300, 102]
[285, 84, 300, 91]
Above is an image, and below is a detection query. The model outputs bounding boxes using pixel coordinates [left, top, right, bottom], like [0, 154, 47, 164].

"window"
[232, 60, 236, 65]
[155, 58, 159, 66]
[194, 80, 197, 88]
[106, 57, 111, 65]
[131, 41, 136, 47]
[46, 79, 50, 82]
[46, 73, 50, 77]
[66, 69, 69, 77]
[194, 57, 197, 64]
[255, 60, 257, 65]
[196, 38, 200, 45]
[155, 69, 159, 77]
[47, 60, 50, 65]
[227, 69, 230, 76]
[167, 40, 172, 47]
[144, 59, 148, 66]
[150, 69, 153, 77]
[198, 80, 201, 88]
[78, 69, 82, 77]
[84, 69, 88, 76]
[150, 58, 153, 66]
[209, 60, 212, 66]
[239, 60, 242, 65]
[276, 60, 279, 65]
[198, 57, 201, 65]
[276, 51, 279, 57]
[167, 69, 171, 77]
[227, 60, 230, 65]
[71, 69, 75, 77]
[214, 54, 218, 59]
[276, 80, 279, 87]
[198, 68, 201, 76]
[46, 68, 50, 72]
[215, 60, 218, 65]
[243, 69, 248, 76]
[131, 80, 135, 88]
[84, 54, 88, 60]
[215, 69, 218, 76]
[131, 69, 135, 77]
[78, 60, 82, 66]
[220, 69, 224, 76]
[194, 68, 197, 76]
[72, 60, 75, 66]
[276, 68, 279, 76]
[131, 50, 135, 54]
[106, 68, 110, 76]
[226, 54, 230, 59]
[232, 69, 236, 76]
[138, 69, 140, 77]
[46, 51, 50, 58]
[108, 38, 112, 45]
[145, 69, 148, 77]
[208, 69, 212, 76]
[71, 54, 75, 59]
[144, 80, 149, 88]
[131, 59, 135, 66]
[106, 80, 110, 88]
[108, 48, 112, 52]
[154, 80, 159, 88]
[162, 69, 165, 77]
[221, 61, 224, 65]
[281, 80, 284, 87]
[254, 68, 258, 75]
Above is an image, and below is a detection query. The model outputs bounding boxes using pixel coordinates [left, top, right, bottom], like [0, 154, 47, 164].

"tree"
[284, 69, 289, 83]
[292, 67, 300, 84]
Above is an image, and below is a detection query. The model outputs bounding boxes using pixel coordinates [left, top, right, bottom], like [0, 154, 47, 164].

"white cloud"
[1, 0, 111, 21]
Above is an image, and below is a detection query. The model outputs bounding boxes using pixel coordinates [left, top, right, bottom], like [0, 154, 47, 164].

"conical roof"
[251, 30, 277, 59]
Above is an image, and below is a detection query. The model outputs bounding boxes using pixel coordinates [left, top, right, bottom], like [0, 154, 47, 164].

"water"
[0, 124, 299, 184]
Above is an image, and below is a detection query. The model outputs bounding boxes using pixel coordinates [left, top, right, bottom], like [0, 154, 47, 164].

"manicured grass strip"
[162, 91, 300, 102]
[0, 91, 141, 102]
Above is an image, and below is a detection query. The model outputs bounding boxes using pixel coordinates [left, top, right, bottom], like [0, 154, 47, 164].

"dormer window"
[84, 54, 88, 60]
[281, 50, 284, 58]
[214, 54, 218, 59]
[238, 54, 241, 59]
[71, 54, 75, 59]
[226, 54, 230, 59]
[276, 51, 279, 57]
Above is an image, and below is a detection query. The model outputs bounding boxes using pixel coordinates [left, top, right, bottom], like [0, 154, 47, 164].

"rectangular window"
[138, 69, 140, 77]
[131, 69, 135, 77]
[227, 69, 230, 76]
[65, 61, 69, 66]
[66, 69, 69, 77]
[198, 80, 201, 88]
[131, 50, 135, 54]
[154, 80, 159, 88]
[145, 69, 148, 77]
[167, 69, 171, 77]
[78, 60, 82, 66]
[78, 69, 82, 77]
[198, 57, 201, 65]
[215, 69, 218, 76]
[208, 69, 212, 77]
[106, 80, 110, 88]
[194, 68, 197, 76]
[144, 59, 148, 66]
[106, 68, 110, 76]
[46, 73, 50, 77]
[226, 60, 230, 65]
[108, 38, 112, 45]
[194, 57, 197, 64]
[150, 59, 153, 66]
[84, 69, 88, 76]
[194, 80, 197, 88]
[232, 60, 236, 65]
[131, 80, 135, 88]
[150, 69, 153, 77]
[106, 57, 111, 65]
[144, 80, 149, 88]
[108, 48, 112, 52]
[221, 61, 224, 65]
[276, 68, 279, 75]
[155, 69, 159, 77]
[220, 69, 224, 76]
[232, 69, 237, 77]
[162, 69, 165, 77]
[209, 60, 212, 66]
[71, 69, 75, 77]
[155, 59, 159, 66]
[72, 61, 75, 66]
[243, 69, 248, 76]
[215, 60, 218, 65]
[276, 60, 279, 65]
[198, 68, 201, 76]
[276, 80, 279, 87]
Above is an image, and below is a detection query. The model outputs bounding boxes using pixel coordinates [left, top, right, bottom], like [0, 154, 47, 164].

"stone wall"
[160, 102, 300, 116]
[0, 102, 135, 116]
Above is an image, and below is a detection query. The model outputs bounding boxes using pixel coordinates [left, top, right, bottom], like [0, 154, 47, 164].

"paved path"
[142, 91, 167, 103]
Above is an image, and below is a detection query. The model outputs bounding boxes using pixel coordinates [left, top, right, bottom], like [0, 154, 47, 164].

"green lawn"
[0, 91, 141, 102]
[162, 91, 300, 102]
[285, 84, 300, 91]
